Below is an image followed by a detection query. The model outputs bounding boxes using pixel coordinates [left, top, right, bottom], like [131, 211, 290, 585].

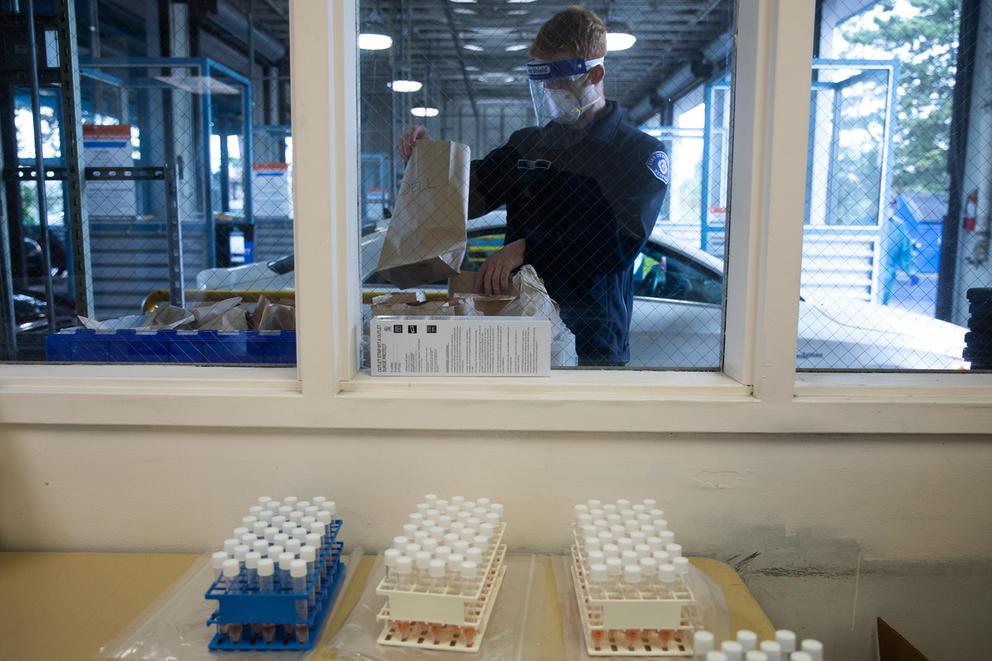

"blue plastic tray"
[205, 520, 344, 651]
[45, 328, 296, 364]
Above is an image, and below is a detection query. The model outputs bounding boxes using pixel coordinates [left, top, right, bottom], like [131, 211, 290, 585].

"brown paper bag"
[375, 140, 470, 288]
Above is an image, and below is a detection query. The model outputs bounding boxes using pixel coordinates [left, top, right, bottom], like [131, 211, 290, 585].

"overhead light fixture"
[463, 43, 484, 52]
[358, 10, 392, 50]
[411, 106, 440, 118]
[504, 43, 528, 52]
[606, 21, 637, 51]
[506, 0, 537, 4]
[449, 0, 478, 3]
[388, 79, 423, 93]
[453, 7, 477, 15]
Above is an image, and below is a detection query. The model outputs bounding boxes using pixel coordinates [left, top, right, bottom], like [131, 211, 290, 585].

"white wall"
[1, 425, 989, 659]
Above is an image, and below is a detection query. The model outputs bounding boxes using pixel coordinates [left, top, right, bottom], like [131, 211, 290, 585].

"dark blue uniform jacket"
[468, 101, 669, 364]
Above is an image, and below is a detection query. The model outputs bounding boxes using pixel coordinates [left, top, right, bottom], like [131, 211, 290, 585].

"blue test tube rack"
[205, 520, 345, 650]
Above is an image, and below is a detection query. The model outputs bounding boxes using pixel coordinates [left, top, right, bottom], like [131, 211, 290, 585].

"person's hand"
[476, 239, 525, 296]
[396, 125, 430, 160]
[909, 274, 920, 286]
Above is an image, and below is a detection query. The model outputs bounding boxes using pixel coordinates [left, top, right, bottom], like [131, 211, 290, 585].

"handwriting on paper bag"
[399, 177, 436, 196]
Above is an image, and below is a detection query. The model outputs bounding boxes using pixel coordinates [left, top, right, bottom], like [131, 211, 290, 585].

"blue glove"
[909, 274, 919, 286]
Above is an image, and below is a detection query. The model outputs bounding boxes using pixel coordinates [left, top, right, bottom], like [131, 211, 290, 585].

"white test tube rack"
[570, 513, 702, 656]
[375, 516, 508, 652]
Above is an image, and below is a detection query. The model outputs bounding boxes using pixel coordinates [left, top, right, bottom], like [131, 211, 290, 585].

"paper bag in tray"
[375, 140, 470, 289]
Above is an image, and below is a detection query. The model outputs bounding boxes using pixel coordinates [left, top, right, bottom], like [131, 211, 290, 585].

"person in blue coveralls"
[880, 194, 919, 305]
[397, 6, 669, 367]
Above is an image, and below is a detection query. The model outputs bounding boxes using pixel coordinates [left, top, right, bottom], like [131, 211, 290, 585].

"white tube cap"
[693, 630, 715, 654]
[736, 631, 758, 650]
[429, 559, 445, 578]
[775, 630, 797, 652]
[290, 558, 307, 579]
[446, 553, 464, 572]
[800, 640, 823, 661]
[467, 548, 483, 564]
[666, 543, 683, 558]
[258, 510, 274, 522]
[311, 496, 327, 506]
[459, 560, 478, 580]
[233, 527, 250, 539]
[278, 552, 295, 570]
[222, 558, 239, 578]
[234, 544, 250, 562]
[252, 522, 268, 537]
[223, 538, 239, 555]
[674, 556, 690, 574]
[605, 557, 622, 576]
[211, 551, 228, 569]
[721, 640, 743, 660]
[658, 563, 676, 582]
[300, 545, 316, 563]
[435, 546, 451, 561]
[306, 533, 322, 549]
[706, 653, 728, 661]
[257, 558, 275, 577]
[415, 551, 432, 570]
[760, 641, 782, 655]
[638, 556, 658, 577]
[245, 551, 260, 569]
[310, 521, 326, 537]
[396, 556, 412, 575]
[587, 550, 605, 565]
[384, 548, 401, 568]
[317, 511, 333, 525]
[790, 654, 813, 661]
[589, 563, 607, 583]
[744, 653, 767, 661]
[623, 564, 642, 584]
[286, 539, 302, 555]
[273, 533, 289, 548]
[268, 545, 284, 558]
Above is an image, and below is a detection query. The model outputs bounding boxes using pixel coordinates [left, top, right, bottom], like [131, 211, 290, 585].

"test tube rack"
[375, 497, 508, 653]
[205, 513, 345, 650]
[570, 501, 702, 657]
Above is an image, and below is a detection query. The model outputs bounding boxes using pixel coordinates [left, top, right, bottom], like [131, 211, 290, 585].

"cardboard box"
[371, 316, 550, 376]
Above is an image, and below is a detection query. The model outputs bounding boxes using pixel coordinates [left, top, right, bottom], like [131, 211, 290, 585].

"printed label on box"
[371, 316, 550, 376]
[83, 124, 136, 217]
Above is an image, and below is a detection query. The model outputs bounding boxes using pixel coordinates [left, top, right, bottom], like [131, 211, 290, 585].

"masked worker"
[397, 6, 669, 366]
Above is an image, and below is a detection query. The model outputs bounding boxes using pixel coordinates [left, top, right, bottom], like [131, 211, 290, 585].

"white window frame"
[0, 0, 989, 434]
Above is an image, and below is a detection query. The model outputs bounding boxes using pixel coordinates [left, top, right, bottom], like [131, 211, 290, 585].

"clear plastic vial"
[211, 551, 228, 581]
[278, 552, 295, 588]
[395, 555, 413, 590]
[384, 548, 401, 580]
[290, 559, 309, 644]
[257, 558, 276, 643]
[245, 551, 260, 591]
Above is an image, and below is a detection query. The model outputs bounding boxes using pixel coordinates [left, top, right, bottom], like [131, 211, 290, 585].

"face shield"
[526, 57, 604, 125]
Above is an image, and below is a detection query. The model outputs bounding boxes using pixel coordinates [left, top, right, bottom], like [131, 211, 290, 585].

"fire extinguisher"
[963, 190, 978, 231]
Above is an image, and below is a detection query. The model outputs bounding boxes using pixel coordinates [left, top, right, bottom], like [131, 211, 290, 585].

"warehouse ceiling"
[227, 0, 734, 123]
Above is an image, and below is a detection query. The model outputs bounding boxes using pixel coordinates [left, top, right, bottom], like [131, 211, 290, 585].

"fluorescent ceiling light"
[358, 33, 392, 50]
[504, 43, 528, 52]
[388, 79, 423, 93]
[411, 107, 440, 118]
[463, 43, 484, 52]
[506, 0, 537, 3]
[449, 0, 477, 3]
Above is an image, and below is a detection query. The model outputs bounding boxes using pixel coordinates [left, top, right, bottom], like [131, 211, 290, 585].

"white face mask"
[543, 87, 602, 124]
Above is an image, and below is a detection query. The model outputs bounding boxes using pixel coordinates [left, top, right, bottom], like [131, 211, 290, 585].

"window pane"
[799, 0, 986, 371]
[359, 1, 734, 370]
[0, 1, 294, 365]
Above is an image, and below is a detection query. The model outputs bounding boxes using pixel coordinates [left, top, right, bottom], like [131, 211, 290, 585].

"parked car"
[195, 213, 969, 370]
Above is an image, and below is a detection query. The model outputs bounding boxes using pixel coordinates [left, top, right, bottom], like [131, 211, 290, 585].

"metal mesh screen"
[1, 0, 294, 364]
[358, 0, 735, 370]
[799, 0, 985, 371]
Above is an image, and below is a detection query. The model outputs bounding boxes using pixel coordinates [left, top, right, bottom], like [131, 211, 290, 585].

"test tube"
[429, 559, 446, 590]
[415, 551, 432, 585]
[222, 559, 240, 591]
[256, 558, 276, 643]
[223, 537, 239, 555]
[301, 545, 317, 604]
[290, 559, 309, 644]
[384, 548, 401, 580]
[658, 563, 676, 597]
[234, 544, 250, 578]
[622, 564, 642, 599]
[245, 551, 260, 591]
[605, 557, 622, 590]
[396, 555, 413, 590]
[799, 640, 823, 661]
[211, 551, 228, 580]
[459, 560, 478, 595]
[278, 552, 295, 587]
[306, 532, 322, 552]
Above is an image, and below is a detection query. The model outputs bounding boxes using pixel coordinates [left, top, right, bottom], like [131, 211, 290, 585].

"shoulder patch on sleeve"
[646, 150, 670, 184]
